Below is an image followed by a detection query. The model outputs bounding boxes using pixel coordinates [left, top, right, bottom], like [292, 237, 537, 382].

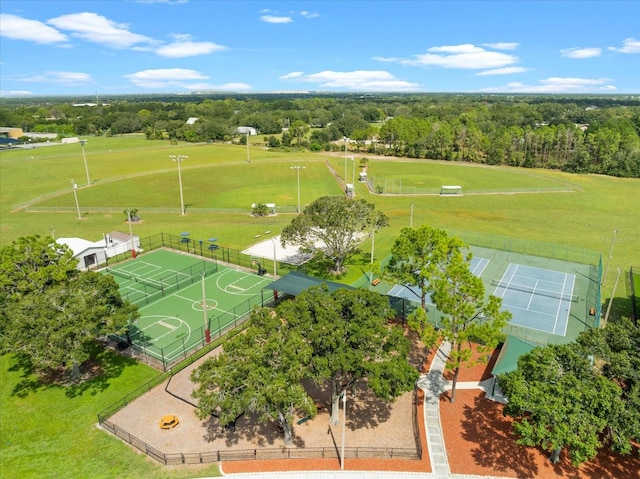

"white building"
[236, 126, 257, 136]
[56, 231, 140, 271]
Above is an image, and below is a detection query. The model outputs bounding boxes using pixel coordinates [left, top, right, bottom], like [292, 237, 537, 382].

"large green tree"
[387, 226, 509, 402]
[191, 308, 315, 445]
[387, 226, 465, 310]
[1, 235, 137, 379]
[279, 286, 418, 425]
[500, 342, 632, 466]
[430, 246, 509, 402]
[281, 196, 388, 274]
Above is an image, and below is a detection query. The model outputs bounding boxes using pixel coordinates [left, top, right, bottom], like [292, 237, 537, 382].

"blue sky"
[1, 0, 639, 97]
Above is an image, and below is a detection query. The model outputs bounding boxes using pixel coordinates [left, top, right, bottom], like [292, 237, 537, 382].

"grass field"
[1, 136, 639, 477]
[0, 348, 220, 479]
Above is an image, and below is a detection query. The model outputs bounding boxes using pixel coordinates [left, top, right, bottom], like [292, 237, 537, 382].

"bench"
[296, 416, 312, 425]
[372, 278, 381, 286]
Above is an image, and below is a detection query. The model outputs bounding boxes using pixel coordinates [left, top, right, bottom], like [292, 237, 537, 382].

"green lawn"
[1, 137, 639, 476]
[0, 349, 220, 479]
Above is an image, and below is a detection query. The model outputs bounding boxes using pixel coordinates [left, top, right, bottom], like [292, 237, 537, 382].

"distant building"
[236, 126, 257, 136]
[186, 117, 199, 125]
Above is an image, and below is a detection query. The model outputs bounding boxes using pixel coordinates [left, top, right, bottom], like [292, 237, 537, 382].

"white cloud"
[156, 40, 227, 57]
[300, 11, 319, 19]
[0, 14, 68, 44]
[47, 12, 155, 49]
[125, 68, 208, 88]
[476, 67, 528, 76]
[0, 90, 35, 97]
[480, 77, 615, 93]
[560, 47, 602, 59]
[482, 42, 519, 50]
[376, 43, 519, 69]
[183, 82, 252, 91]
[260, 15, 293, 24]
[279, 72, 304, 80]
[20, 71, 92, 84]
[608, 37, 640, 53]
[280, 70, 419, 91]
[122, 69, 248, 91]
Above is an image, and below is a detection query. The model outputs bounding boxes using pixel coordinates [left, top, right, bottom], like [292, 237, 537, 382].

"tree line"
[1, 93, 639, 177]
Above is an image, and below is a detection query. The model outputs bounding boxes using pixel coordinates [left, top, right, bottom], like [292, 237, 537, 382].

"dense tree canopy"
[192, 308, 315, 445]
[282, 286, 418, 425]
[500, 318, 640, 466]
[388, 226, 509, 402]
[192, 286, 418, 436]
[0, 235, 137, 379]
[281, 196, 389, 274]
[3, 93, 639, 177]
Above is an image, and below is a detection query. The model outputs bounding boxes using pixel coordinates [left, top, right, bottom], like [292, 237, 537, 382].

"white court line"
[158, 320, 177, 330]
[526, 280, 538, 310]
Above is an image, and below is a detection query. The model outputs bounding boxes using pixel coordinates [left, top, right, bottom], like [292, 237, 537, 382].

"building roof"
[490, 335, 540, 376]
[263, 271, 354, 297]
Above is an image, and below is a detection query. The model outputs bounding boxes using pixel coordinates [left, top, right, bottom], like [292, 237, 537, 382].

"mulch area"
[224, 342, 639, 477]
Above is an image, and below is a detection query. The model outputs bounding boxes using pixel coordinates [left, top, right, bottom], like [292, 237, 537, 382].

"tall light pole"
[290, 166, 305, 214]
[343, 136, 348, 181]
[169, 155, 188, 216]
[246, 131, 250, 163]
[410, 204, 415, 228]
[71, 179, 81, 219]
[201, 273, 211, 343]
[340, 390, 347, 470]
[350, 156, 356, 187]
[602, 229, 618, 286]
[80, 140, 91, 186]
[370, 227, 375, 264]
[271, 237, 278, 278]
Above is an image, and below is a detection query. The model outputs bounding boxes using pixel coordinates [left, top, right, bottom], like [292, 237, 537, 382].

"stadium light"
[290, 166, 305, 214]
[602, 229, 618, 286]
[246, 131, 250, 163]
[79, 140, 91, 186]
[340, 390, 347, 470]
[349, 156, 356, 187]
[71, 179, 81, 219]
[169, 155, 188, 216]
[271, 237, 278, 278]
[202, 273, 211, 344]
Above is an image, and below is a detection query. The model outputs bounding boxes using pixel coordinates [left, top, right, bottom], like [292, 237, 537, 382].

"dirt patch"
[440, 389, 639, 479]
[107, 342, 426, 471]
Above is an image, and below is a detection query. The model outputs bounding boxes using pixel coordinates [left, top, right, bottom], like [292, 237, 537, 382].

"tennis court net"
[135, 277, 163, 291]
[106, 267, 132, 281]
[491, 280, 579, 302]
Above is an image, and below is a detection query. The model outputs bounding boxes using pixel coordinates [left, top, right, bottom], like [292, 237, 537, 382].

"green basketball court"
[105, 249, 274, 367]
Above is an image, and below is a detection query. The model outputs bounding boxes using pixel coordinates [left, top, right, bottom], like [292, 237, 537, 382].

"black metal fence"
[111, 292, 274, 372]
[97, 417, 421, 465]
[105, 232, 297, 279]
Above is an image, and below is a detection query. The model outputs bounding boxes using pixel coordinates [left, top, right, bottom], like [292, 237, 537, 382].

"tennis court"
[492, 264, 576, 336]
[388, 256, 490, 304]
[105, 249, 273, 367]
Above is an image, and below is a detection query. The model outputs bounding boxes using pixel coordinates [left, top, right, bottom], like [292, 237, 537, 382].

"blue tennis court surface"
[493, 264, 576, 336]
[388, 256, 490, 304]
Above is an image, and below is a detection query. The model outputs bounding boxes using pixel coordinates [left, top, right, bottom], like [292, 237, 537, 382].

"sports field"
[105, 249, 273, 367]
[377, 245, 597, 346]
